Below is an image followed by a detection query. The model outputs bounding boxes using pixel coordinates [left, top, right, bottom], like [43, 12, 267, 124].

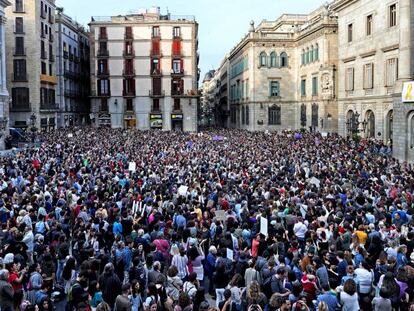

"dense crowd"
[0, 128, 413, 311]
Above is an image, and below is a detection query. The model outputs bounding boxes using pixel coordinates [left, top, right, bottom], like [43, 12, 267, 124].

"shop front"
[171, 114, 183, 131]
[98, 113, 111, 127]
[124, 114, 136, 129]
[150, 114, 163, 129]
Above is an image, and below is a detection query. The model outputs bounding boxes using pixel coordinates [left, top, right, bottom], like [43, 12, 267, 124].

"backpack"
[67, 282, 81, 304]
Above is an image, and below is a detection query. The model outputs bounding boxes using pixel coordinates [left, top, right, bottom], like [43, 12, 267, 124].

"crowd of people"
[0, 127, 413, 311]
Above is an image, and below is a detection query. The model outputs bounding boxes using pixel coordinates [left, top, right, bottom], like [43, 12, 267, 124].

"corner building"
[89, 8, 199, 131]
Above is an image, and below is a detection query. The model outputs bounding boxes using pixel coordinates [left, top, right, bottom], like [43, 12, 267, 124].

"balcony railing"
[99, 33, 108, 40]
[40, 10, 46, 19]
[40, 104, 59, 111]
[97, 70, 109, 77]
[171, 69, 184, 77]
[13, 73, 27, 82]
[97, 49, 109, 57]
[171, 89, 184, 96]
[63, 51, 69, 59]
[49, 15, 55, 24]
[49, 33, 54, 42]
[122, 90, 136, 97]
[149, 90, 165, 97]
[150, 69, 162, 76]
[123, 51, 135, 58]
[124, 32, 133, 40]
[14, 48, 26, 56]
[41, 31, 46, 39]
[69, 53, 74, 61]
[41, 50, 48, 59]
[122, 69, 135, 77]
[10, 103, 31, 112]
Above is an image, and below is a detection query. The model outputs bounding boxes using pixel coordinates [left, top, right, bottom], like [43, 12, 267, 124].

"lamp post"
[346, 111, 368, 138]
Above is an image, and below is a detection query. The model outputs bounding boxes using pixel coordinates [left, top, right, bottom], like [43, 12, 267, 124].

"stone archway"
[365, 110, 375, 138]
[346, 110, 354, 136]
[385, 110, 393, 144]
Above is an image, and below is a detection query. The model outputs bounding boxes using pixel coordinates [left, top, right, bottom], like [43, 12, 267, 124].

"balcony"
[95, 91, 111, 97]
[149, 90, 165, 98]
[49, 33, 54, 42]
[124, 32, 133, 40]
[150, 69, 162, 77]
[171, 69, 184, 77]
[123, 50, 135, 58]
[63, 51, 69, 59]
[13, 73, 27, 82]
[150, 50, 162, 57]
[41, 31, 46, 39]
[171, 89, 184, 97]
[99, 33, 108, 41]
[122, 90, 136, 97]
[14, 48, 26, 56]
[97, 49, 109, 58]
[122, 69, 135, 78]
[40, 74, 57, 84]
[40, 104, 59, 111]
[40, 10, 46, 19]
[172, 51, 182, 58]
[64, 70, 77, 79]
[49, 15, 55, 24]
[10, 103, 31, 112]
[49, 53, 55, 62]
[96, 70, 109, 78]
[41, 50, 48, 59]
[69, 53, 74, 61]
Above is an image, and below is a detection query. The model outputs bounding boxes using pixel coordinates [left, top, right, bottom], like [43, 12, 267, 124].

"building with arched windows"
[205, 4, 339, 132]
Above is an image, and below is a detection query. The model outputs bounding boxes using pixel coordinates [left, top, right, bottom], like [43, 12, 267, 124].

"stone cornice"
[342, 56, 356, 63]
[331, 0, 360, 12]
[0, 0, 11, 8]
[360, 50, 376, 58]
[382, 44, 399, 53]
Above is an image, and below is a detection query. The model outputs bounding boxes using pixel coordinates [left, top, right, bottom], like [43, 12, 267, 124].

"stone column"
[398, 0, 412, 81]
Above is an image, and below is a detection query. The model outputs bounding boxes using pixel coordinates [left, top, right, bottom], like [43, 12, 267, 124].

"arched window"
[280, 52, 288, 67]
[301, 50, 305, 65]
[246, 106, 250, 125]
[259, 52, 267, 67]
[269, 105, 281, 125]
[270, 52, 277, 67]
[306, 48, 310, 64]
[311, 103, 318, 127]
[300, 104, 307, 127]
[310, 45, 314, 62]
[314, 43, 319, 61]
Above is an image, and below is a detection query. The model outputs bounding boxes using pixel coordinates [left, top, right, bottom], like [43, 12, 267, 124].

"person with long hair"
[62, 256, 77, 294]
[379, 272, 401, 309]
[226, 273, 243, 310]
[339, 279, 359, 311]
[243, 281, 267, 311]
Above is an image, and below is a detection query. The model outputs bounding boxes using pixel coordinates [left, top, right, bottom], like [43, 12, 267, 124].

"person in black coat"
[98, 263, 122, 308]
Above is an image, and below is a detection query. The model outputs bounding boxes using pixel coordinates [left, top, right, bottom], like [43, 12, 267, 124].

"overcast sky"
[57, 0, 327, 80]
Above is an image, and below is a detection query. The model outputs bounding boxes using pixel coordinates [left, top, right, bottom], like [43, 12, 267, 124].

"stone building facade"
[55, 9, 90, 127]
[206, 5, 339, 132]
[0, 0, 10, 150]
[89, 7, 199, 131]
[5, 0, 58, 131]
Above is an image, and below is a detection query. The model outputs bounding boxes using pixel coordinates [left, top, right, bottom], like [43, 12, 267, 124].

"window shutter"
[269, 81, 272, 97]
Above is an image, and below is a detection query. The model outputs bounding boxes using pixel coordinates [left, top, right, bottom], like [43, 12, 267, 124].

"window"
[13, 60, 26, 81]
[301, 50, 305, 65]
[123, 79, 135, 95]
[246, 106, 249, 125]
[268, 105, 281, 125]
[314, 44, 319, 61]
[12, 87, 29, 107]
[348, 24, 353, 42]
[15, 37, 25, 55]
[125, 26, 133, 39]
[172, 59, 183, 73]
[41, 62, 47, 75]
[125, 41, 133, 55]
[312, 77, 318, 96]
[101, 99, 108, 111]
[126, 99, 133, 111]
[270, 52, 277, 67]
[99, 27, 107, 39]
[366, 15, 373, 36]
[173, 27, 181, 37]
[98, 59, 108, 74]
[99, 41, 107, 52]
[15, 0, 24, 12]
[345, 68, 355, 91]
[152, 77, 161, 95]
[363, 63, 374, 89]
[300, 104, 307, 127]
[269, 81, 280, 97]
[151, 58, 160, 74]
[245, 80, 249, 98]
[385, 58, 398, 86]
[173, 98, 181, 111]
[98, 79, 110, 96]
[301, 79, 306, 96]
[242, 106, 245, 125]
[389, 4, 397, 27]
[259, 52, 267, 67]
[310, 46, 314, 63]
[306, 48, 310, 64]
[152, 99, 160, 111]
[311, 103, 319, 127]
[280, 52, 288, 67]
[15, 17, 24, 33]
[152, 26, 160, 37]
[49, 64, 52, 76]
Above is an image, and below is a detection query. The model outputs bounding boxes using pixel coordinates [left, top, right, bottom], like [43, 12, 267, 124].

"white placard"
[226, 248, 234, 261]
[178, 185, 188, 196]
[260, 216, 268, 236]
[128, 162, 136, 172]
[215, 210, 226, 221]
[67, 133, 73, 138]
